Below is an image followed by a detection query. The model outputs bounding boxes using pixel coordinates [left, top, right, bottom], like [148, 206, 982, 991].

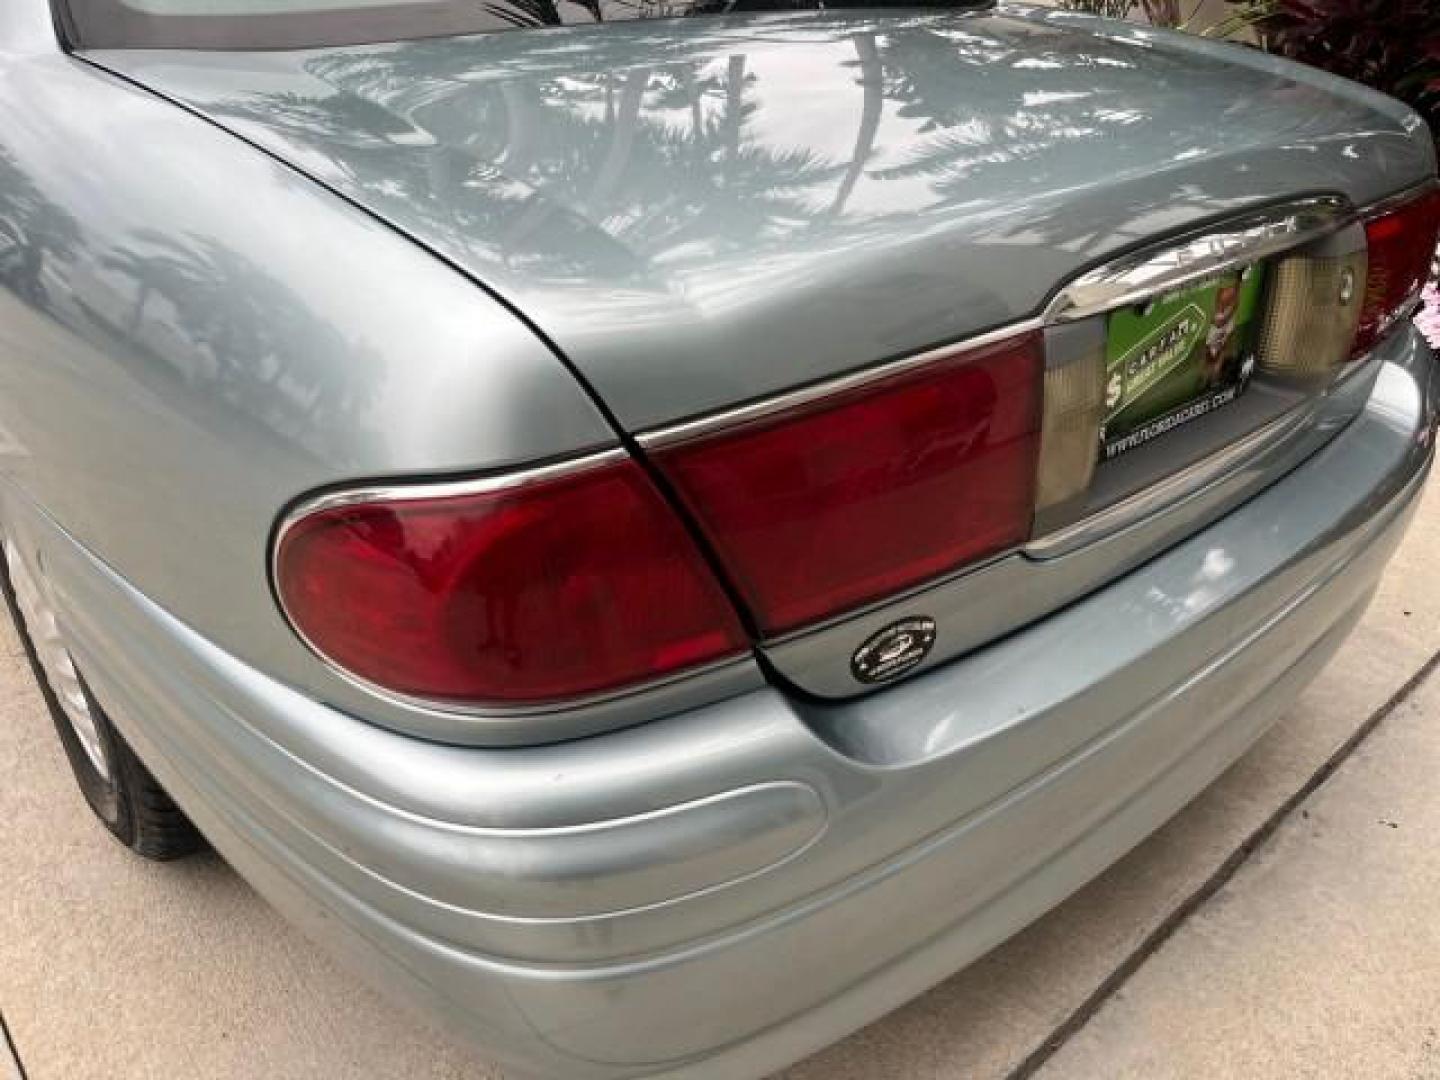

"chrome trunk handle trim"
[1042, 196, 1353, 324]
[1042, 178, 1440, 325]
[636, 184, 1439, 452]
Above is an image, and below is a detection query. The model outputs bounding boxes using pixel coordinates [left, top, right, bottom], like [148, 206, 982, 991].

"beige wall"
[1025, 0, 1245, 35]
[1183, 0, 1239, 33]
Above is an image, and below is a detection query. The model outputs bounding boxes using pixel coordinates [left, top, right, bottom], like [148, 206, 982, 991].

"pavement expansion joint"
[1003, 643, 1440, 1080]
[1, 1008, 27, 1080]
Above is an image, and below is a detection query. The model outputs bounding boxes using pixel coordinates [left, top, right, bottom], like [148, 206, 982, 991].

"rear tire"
[2, 539, 203, 860]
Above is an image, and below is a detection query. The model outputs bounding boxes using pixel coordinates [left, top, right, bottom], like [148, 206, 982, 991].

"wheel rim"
[6, 540, 112, 782]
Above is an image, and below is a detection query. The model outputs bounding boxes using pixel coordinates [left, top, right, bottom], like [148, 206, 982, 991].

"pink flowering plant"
[1418, 284, 1440, 351]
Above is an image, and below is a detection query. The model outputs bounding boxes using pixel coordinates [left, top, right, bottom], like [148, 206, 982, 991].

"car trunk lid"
[90, 9, 1438, 699]
[90, 8, 1432, 430]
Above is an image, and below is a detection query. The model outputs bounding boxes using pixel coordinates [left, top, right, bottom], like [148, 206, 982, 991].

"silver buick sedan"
[2, 0, 1437, 1075]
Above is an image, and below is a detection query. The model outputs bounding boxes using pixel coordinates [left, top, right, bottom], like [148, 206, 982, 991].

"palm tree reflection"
[0, 147, 81, 308]
[92, 230, 377, 453]
[190, 10, 1283, 294]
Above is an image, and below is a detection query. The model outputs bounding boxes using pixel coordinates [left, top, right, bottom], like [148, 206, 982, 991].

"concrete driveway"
[4, 479, 1440, 1080]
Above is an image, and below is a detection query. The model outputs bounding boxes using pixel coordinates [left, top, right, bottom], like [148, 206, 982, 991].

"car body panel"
[6, 1, 1440, 1072]
[0, 0, 57, 53]
[78, 6, 1439, 713]
[92, 5, 1435, 432]
[10, 323, 1433, 1076]
[766, 346, 1389, 698]
[0, 42, 770, 745]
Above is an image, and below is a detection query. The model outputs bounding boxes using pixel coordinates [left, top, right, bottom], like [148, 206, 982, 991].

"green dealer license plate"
[1102, 263, 1267, 461]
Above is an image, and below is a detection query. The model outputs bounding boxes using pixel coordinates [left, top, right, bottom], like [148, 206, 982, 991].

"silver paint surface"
[14, 327, 1433, 1077]
[83, 5, 1439, 713]
[0, 0, 1429, 739]
[0, 13, 764, 742]
[3, 1, 1439, 1073]
[94, 6, 1435, 430]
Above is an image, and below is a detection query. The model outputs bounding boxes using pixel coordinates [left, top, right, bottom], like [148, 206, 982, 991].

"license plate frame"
[1101, 262, 1267, 461]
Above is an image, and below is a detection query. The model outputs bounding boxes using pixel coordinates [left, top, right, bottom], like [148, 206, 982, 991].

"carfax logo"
[1107, 302, 1206, 417]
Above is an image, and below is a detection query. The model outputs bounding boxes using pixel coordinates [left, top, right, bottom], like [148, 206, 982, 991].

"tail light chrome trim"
[636, 319, 1045, 451]
[278, 446, 629, 519]
[1365, 180, 1440, 219]
[271, 446, 760, 720]
[276, 620, 756, 722]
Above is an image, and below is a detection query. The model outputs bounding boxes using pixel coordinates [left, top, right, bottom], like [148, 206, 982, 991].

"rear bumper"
[18, 326, 1437, 1079]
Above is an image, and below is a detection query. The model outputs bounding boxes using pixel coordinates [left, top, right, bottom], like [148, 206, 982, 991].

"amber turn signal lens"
[1034, 341, 1105, 519]
[1255, 249, 1367, 381]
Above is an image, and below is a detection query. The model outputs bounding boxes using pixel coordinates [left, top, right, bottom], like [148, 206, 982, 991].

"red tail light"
[649, 332, 1044, 636]
[274, 453, 746, 706]
[284, 188, 1438, 704]
[1354, 187, 1440, 357]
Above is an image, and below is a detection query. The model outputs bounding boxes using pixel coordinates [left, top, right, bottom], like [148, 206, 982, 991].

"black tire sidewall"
[50, 674, 134, 842]
[0, 548, 135, 845]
